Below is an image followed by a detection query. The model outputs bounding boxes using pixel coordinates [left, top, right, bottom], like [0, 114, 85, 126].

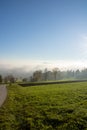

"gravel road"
[0, 85, 7, 107]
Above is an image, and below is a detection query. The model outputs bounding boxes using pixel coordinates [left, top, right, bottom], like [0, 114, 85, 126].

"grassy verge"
[1, 83, 87, 129]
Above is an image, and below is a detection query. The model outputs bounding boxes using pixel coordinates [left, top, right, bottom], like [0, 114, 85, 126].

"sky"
[1, 0, 87, 70]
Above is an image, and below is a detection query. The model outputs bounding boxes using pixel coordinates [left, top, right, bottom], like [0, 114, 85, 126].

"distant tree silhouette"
[4, 76, 8, 83]
[33, 70, 42, 81]
[4, 75, 15, 83]
[22, 78, 28, 82]
[53, 68, 59, 80]
[0, 75, 2, 83]
[44, 68, 48, 81]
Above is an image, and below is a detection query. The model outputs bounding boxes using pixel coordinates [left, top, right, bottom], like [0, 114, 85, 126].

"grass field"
[1, 82, 87, 129]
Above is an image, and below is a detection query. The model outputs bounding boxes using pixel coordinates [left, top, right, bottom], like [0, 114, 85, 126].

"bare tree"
[33, 70, 42, 81]
[53, 68, 59, 80]
[4, 76, 8, 83]
[22, 78, 28, 82]
[4, 75, 15, 83]
[0, 75, 2, 83]
[44, 68, 48, 81]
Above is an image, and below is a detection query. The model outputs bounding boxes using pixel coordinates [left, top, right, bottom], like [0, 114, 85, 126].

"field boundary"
[19, 80, 87, 87]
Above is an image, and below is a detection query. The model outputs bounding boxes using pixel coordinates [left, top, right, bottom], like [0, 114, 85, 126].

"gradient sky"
[1, 0, 87, 69]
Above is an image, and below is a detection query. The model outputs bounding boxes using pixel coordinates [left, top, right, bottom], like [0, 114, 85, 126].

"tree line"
[1, 68, 87, 83]
[30, 68, 87, 82]
[0, 75, 15, 83]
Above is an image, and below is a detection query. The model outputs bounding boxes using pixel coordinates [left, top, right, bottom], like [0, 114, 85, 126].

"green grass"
[1, 82, 87, 129]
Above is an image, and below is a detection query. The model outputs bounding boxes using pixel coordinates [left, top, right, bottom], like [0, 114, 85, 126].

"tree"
[44, 68, 48, 81]
[75, 69, 80, 79]
[53, 68, 59, 80]
[22, 78, 28, 82]
[4, 75, 15, 83]
[29, 76, 33, 82]
[32, 70, 42, 81]
[9, 75, 15, 83]
[0, 75, 2, 83]
[4, 76, 8, 83]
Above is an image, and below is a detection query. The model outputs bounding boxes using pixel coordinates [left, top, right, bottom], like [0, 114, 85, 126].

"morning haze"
[1, 0, 87, 130]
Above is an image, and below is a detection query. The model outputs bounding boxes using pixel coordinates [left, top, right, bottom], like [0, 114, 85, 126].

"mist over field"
[1, 59, 87, 73]
[1, 0, 87, 129]
[1, 59, 87, 81]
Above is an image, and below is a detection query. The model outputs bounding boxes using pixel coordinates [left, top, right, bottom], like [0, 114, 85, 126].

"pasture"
[0, 82, 87, 129]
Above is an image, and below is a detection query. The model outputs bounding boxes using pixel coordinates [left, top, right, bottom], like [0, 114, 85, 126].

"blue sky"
[1, 0, 87, 69]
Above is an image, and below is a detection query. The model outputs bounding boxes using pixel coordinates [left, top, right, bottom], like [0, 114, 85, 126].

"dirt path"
[0, 85, 7, 107]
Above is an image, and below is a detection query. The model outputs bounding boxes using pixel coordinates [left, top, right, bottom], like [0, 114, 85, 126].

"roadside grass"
[0, 82, 87, 129]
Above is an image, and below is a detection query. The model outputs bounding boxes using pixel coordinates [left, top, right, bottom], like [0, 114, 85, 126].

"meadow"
[0, 82, 87, 129]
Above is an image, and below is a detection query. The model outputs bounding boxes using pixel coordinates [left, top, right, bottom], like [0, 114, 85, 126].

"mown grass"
[1, 82, 87, 129]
